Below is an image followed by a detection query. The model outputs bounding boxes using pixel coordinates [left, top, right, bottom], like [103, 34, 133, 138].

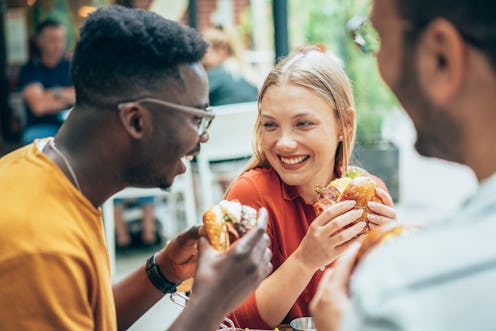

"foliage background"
[288, 0, 400, 145]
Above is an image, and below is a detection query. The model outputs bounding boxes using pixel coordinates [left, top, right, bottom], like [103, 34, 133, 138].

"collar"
[281, 181, 300, 201]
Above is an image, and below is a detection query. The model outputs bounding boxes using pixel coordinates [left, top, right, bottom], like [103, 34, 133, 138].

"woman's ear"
[342, 107, 356, 142]
[117, 103, 150, 139]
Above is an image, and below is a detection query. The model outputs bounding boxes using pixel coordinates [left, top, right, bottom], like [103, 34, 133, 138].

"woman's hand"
[367, 187, 397, 229]
[294, 200, 365, 271]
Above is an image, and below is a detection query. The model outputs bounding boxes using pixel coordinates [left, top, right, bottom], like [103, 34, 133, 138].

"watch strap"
[145, 252, 179, 294]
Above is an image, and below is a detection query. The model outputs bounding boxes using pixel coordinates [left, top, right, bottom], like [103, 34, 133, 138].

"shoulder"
[348, 218, 496, 329]
[19, 60, 37, 71]
[231, 167, 281, 191]
[58, 57, 72, 69]
[207, 65, 228, 78]
[17, 61, 39, 86]
[227, 167, 283, 207]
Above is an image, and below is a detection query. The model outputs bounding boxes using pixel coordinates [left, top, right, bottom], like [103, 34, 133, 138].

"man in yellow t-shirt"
[0, 141, 114, 330]
[0, 6, 272, 331]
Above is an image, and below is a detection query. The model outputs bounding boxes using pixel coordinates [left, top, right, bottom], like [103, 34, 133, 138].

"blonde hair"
[244, 47, 356, 178]
[203, 27, 239, 59]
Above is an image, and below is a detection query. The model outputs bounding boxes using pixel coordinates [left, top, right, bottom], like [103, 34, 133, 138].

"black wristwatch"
[145, 252, 180, 294]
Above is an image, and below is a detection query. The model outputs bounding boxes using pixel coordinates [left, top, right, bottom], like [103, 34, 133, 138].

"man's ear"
[417, 18, 466, 106]
[117, 103, 150, 139]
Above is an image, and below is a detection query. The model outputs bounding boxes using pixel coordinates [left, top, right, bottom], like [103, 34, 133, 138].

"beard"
[391, 44, 466, 165]
[123, 163, 173, 191]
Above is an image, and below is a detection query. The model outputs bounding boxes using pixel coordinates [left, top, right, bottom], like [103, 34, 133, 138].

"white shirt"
[343, 173, 496, 331]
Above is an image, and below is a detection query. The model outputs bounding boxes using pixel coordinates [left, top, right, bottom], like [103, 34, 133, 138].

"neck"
[457, 53, 496, 182]
[41, 54, 61, 68]
[56, 113, 128, 207]
[463, 128, 496, 182]
[48, 139, 82, 192]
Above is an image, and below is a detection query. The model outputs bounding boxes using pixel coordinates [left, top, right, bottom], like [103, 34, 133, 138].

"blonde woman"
[225, 48, 396, 328]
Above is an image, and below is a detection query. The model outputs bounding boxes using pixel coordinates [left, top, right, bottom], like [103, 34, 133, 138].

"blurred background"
[1, 0, 402, 152]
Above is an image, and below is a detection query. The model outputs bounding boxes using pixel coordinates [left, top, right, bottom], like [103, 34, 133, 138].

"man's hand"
[156, 225, 204, 284]
[310, 242, 361, 331]
[191, 208, 272, 319]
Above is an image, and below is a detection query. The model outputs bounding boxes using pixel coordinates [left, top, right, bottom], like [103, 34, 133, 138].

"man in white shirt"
[310, 0, 496, 330]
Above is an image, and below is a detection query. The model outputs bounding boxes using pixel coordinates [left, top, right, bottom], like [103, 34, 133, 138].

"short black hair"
[394, 0, 496, 72]
[71, 5, 208, 106]
[36, 19, 62, 36]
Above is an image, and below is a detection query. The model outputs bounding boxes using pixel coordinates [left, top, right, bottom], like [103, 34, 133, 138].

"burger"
[314, 167, 381, 234]
[202, 200, 258, 251]
[355, 222, 414, 265]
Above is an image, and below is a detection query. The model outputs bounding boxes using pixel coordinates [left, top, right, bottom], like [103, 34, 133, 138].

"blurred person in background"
[202, 26, 259, 106]
[17, 19, 75, 145]
[310, 0, 496, 330]
[197, 26, 260, 197]
[113, 196, 160, 250]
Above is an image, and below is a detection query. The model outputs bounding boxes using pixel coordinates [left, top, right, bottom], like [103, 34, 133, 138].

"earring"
[338, 135, 343, 141]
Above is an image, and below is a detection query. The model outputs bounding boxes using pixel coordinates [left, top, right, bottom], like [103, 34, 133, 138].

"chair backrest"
[101, 160, 197, 278]
[197, 101, 258, 211]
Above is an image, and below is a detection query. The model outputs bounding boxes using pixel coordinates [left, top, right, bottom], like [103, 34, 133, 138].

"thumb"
[333, 241, 361, 289]
[197, 236, 215, 260]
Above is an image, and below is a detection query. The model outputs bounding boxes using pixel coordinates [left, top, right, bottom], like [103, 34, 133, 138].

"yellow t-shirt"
[0, 140, 116, 330]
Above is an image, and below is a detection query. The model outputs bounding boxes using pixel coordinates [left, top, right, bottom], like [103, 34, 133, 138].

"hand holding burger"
[314, 167, 387, 235]
[202, 200, 259, 251]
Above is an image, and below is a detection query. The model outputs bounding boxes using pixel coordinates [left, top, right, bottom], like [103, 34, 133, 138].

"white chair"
[102, 160, 197, 278]
[197, 101, 258, 212]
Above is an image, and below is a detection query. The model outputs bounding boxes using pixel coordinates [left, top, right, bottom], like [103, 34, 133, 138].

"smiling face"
[260, 83, 341, 201]
[123, 63, 210, 190]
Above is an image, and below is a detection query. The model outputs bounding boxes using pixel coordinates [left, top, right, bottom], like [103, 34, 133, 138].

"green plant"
[289, 0, 400, 146]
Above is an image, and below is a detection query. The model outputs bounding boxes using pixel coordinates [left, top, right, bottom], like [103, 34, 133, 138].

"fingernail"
[367, 213, 377, 221]
[368, 201, 380, 208]
[343, 200, 357, 207]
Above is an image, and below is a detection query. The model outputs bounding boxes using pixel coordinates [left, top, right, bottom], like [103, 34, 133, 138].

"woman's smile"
[279, 155, 310, 169]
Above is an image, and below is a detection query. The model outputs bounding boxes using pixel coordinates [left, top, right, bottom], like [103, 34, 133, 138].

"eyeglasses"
[347, 15, 380, 54]
[117, 97, 215, 136]
[347, 14, 493, 55]
[346, 15, 414, 54]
